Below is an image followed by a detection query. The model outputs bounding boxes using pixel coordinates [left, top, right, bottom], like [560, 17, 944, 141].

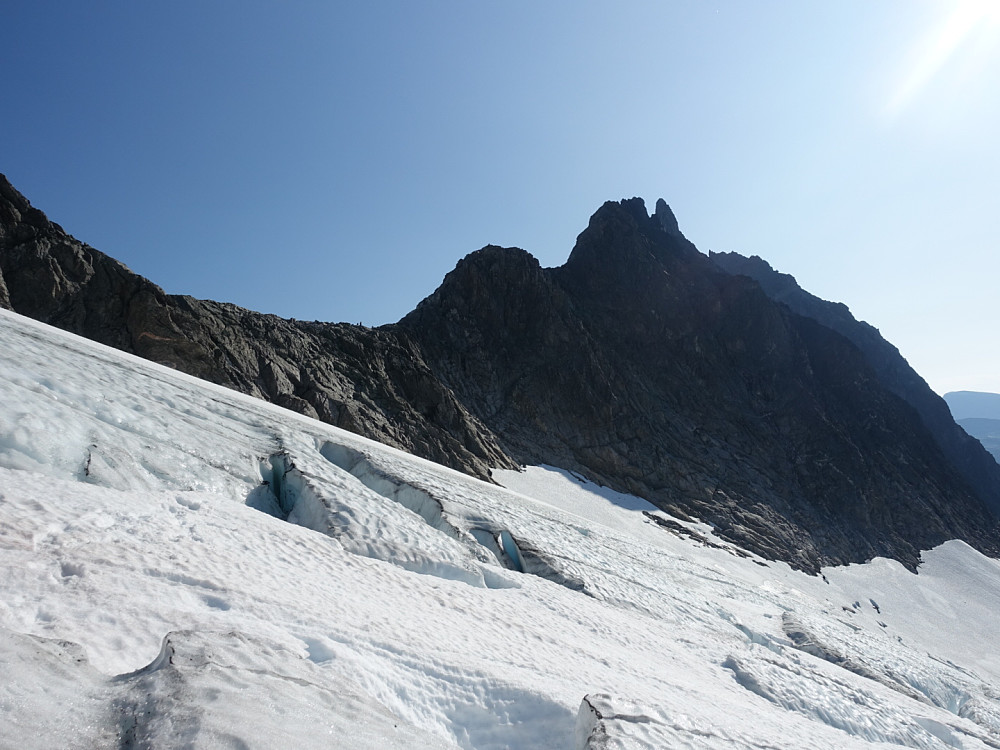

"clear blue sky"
[3, 1, 999, 394]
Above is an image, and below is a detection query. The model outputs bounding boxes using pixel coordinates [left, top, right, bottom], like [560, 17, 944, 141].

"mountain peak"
[560, 196, 698, 291]
[578, 198, 650, 236]
[586, 196, 684, 239]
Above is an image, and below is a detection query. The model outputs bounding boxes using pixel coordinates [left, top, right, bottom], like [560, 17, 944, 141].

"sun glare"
[884, 0, 1000, 118]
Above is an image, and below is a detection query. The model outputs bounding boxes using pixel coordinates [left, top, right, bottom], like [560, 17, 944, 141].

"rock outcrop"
[2, 173, 998, 572]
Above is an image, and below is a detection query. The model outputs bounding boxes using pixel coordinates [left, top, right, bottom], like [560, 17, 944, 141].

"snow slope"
[1, 307, 999, 749]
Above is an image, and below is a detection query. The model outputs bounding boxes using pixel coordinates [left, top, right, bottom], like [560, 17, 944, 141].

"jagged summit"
[560, 197, 700, 295]
[411, 198, 698, 322]
[575, 196, 688, 242]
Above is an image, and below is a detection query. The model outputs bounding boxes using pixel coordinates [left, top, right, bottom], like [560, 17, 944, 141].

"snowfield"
[1, 307, 999, 749]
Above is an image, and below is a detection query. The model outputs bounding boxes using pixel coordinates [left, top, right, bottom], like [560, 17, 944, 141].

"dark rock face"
[710, 251, 1000, 518]
[3, 173, 998, 572]
[403, 200, 1000, 571]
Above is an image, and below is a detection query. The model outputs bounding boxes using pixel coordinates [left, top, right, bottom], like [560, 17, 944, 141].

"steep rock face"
[710, 251, 1000, 517]
[403, 200, 1000, 571]
[0, 174, 513, 480]
[3, 173, 998, 572]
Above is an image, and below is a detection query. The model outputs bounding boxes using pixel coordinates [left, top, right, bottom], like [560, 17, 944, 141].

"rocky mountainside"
[2, 174, 998, 572]
[401, 199, 1000, 570]
[710, 252, 1000, 518]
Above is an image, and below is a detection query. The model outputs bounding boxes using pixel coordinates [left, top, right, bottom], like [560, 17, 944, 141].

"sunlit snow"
[1, 307, 999, 749]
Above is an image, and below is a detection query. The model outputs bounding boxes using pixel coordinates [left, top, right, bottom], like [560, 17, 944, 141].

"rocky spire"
[654, 198, 681, 237]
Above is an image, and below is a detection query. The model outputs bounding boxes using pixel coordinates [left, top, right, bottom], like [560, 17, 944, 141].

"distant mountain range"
[2, 173, 998, 572]
[945, 391, 1000, 421]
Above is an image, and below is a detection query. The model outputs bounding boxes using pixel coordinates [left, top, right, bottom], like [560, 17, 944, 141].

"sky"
[2, 1, 999, 395]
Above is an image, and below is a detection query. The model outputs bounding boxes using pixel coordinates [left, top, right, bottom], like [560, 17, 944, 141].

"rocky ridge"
[2, 173, 998, 572]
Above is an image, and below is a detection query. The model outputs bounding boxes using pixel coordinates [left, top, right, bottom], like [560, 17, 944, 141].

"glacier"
[1, 306, 999, 749]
